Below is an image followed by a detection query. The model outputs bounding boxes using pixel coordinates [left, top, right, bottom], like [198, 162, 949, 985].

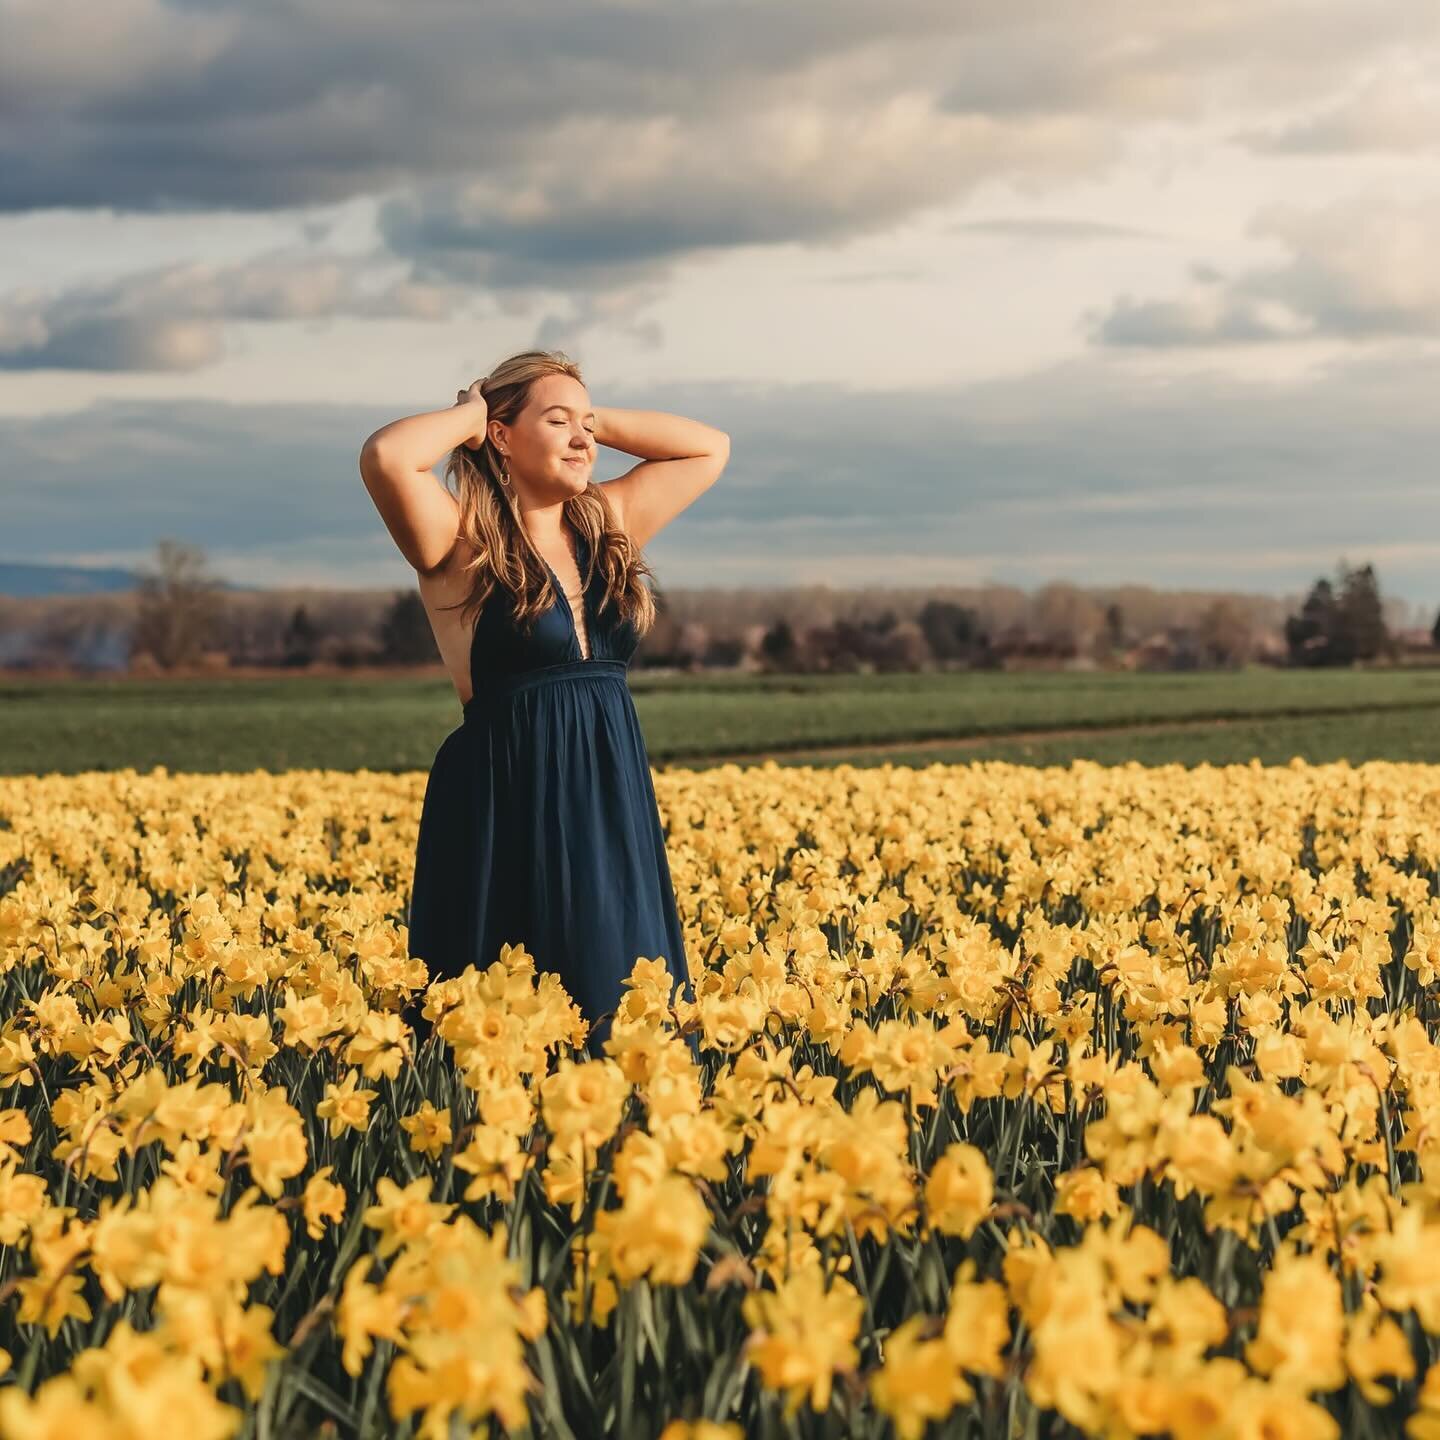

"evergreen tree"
[759, 618, 797, 670]
[377, 590, 438, 665]
[1334, 562, 1387, 662]
[1103, 602, 1126, 650]
[1284, 577, 1338, 666]
[283, 604, 320, 667]
[918, 599, 985, 662]
[1284, 563, 1390, 665]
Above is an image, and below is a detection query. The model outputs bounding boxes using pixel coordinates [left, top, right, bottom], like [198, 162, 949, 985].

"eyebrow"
[544, 404, 596, 419]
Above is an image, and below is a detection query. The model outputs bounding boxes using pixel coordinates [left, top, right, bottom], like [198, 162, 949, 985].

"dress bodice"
[467, 521, 640, 695]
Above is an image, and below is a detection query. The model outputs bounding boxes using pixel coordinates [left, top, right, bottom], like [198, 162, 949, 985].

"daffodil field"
[2, 758, 1440, 1439]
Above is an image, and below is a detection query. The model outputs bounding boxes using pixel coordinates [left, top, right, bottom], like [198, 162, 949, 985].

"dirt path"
[659, 707, 1369, 767]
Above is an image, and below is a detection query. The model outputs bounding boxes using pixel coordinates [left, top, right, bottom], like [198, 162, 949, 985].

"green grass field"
[3, 665, 1440, 775]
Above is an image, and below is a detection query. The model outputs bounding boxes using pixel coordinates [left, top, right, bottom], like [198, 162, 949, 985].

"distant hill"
[0, 561, 143, 597]
[0, 561, 253, 598]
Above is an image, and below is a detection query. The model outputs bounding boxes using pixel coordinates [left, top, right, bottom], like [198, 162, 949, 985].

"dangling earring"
[499, 456, 512, 490]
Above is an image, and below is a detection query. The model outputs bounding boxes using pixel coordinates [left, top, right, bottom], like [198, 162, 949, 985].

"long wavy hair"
[436, 350, 658, 639]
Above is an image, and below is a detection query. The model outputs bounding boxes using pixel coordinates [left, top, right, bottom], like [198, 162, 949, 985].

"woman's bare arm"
[359, 394, 487, 575]
[593, 406, 730, 550]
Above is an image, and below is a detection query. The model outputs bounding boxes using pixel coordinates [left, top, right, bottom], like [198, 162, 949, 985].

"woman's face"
[492, 374, 595, 497]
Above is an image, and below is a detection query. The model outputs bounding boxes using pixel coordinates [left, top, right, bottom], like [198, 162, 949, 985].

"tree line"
[5, 539, 1438, 675]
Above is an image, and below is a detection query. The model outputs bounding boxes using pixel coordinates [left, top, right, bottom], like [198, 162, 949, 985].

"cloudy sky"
[3, 0, 1439, 614]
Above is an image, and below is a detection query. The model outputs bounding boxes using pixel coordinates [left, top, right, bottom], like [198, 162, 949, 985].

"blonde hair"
[437, 349, 658, 639]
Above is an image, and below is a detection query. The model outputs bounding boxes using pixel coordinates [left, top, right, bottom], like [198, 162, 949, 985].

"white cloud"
[1092, 190, 1440, 345]
[1237, 59, 1440, 153]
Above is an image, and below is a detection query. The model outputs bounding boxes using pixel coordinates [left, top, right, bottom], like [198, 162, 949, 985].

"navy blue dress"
[406, 518, 691, 1048]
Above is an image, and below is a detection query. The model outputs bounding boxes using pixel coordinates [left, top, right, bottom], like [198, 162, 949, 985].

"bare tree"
[1031, 583, 1104, 659]
[1197, 597, 1254, 668]
[131, 538, 224, 669]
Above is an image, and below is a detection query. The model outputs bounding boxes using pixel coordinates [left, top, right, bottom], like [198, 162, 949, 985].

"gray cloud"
[4, 1, 1432, 257]
[5, 348, 1439, 604]
[0, 396, 390, 588]
[0, 252, 459, 371]
[371, 105, 1117, 294]
[1090, 290, 1293, 347]
[0, 0, 992, 214]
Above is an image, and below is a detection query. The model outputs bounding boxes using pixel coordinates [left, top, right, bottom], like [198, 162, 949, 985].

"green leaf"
[531, 1333, 580, 1440]
[281, 1363, 363, 1430]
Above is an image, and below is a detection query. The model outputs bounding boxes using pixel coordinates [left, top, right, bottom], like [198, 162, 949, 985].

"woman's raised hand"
[455, 378, 489, 449]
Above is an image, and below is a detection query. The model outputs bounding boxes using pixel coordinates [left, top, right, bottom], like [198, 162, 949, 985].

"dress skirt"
[408, 658, 690, 1045]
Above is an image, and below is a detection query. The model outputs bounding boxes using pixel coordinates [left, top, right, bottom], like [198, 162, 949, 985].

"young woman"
[359, 349, 730, 1050]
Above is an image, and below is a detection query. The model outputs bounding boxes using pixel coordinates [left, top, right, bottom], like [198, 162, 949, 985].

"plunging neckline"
[538, 522, 595, 663]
